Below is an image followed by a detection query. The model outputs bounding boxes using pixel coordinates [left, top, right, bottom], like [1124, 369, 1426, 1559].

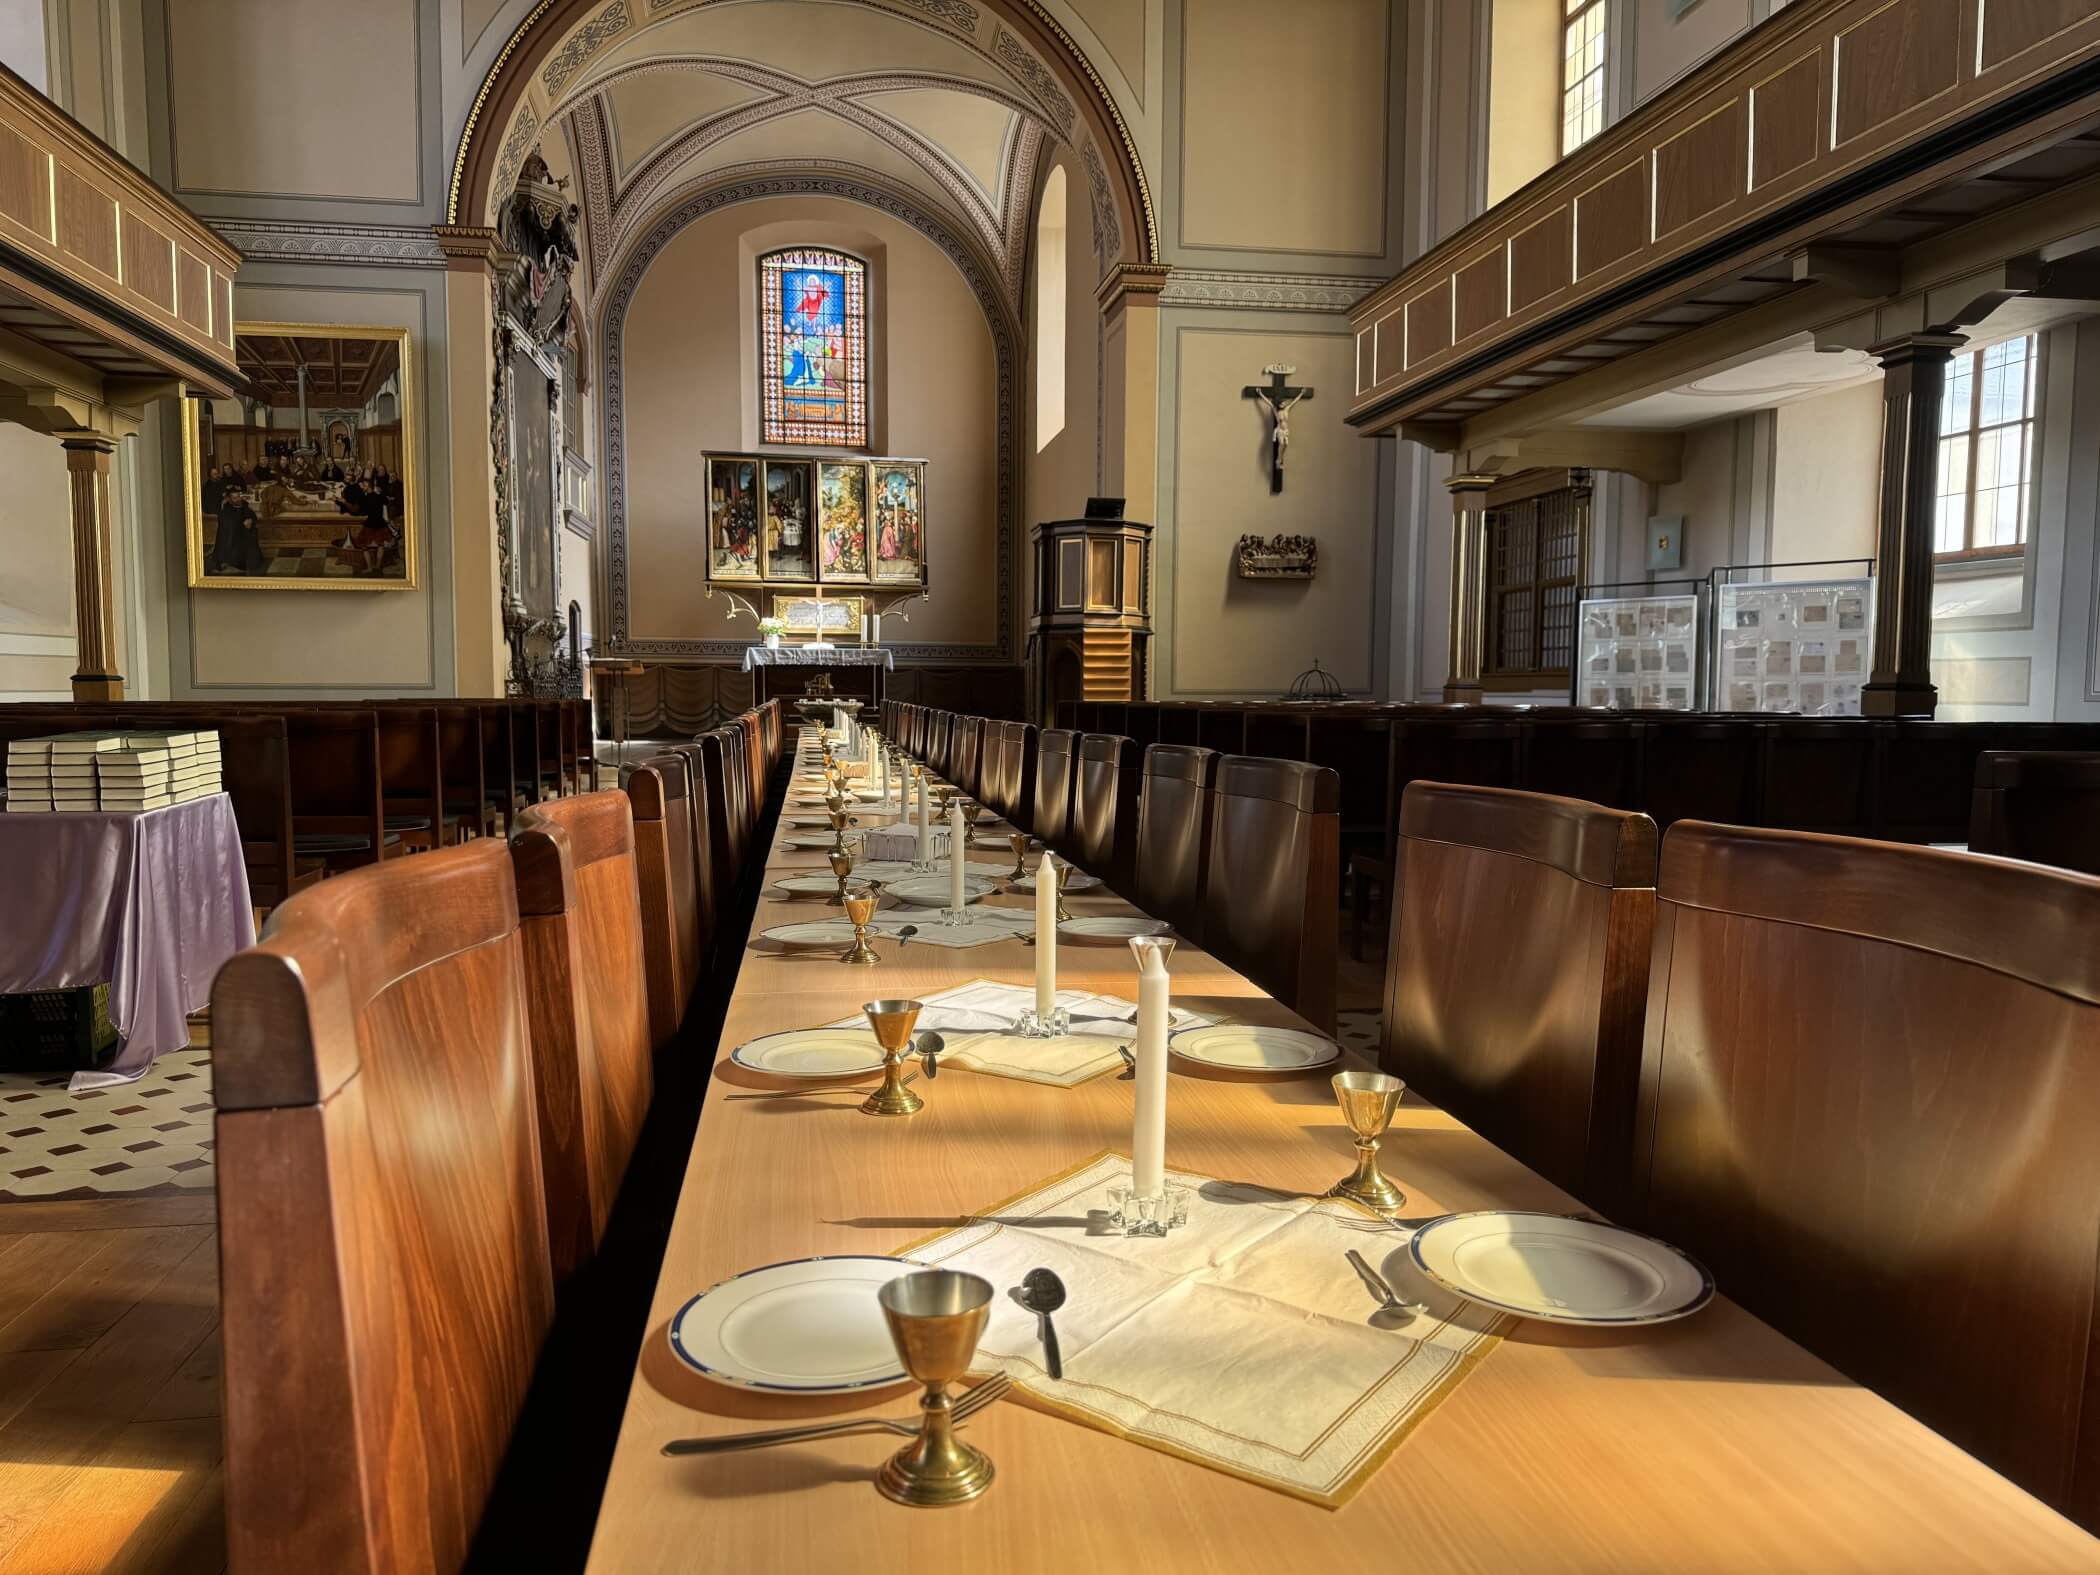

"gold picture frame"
[772, 593, 865, 643]
[184, 322, 419, 591]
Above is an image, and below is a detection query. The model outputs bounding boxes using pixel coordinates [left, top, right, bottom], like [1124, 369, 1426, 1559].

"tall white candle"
[948, 802, 968, 912]
[1035, 851, 1058, 1018]
[1131, 941, 1170, 1198]
[916, 770, 931, 864]
[878, 746, 889, 802]
[895, 750, 908, 815]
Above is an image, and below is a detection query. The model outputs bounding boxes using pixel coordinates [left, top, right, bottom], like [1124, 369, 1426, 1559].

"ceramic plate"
[1058, 916, 1172, 944]
[773, 873, 849, 896]
[1407, 1212, 1714, 1326]
[754, 922, 862, 952]
[880, 875, 999, 907]
[1013, 869, 1104, 893]
[729, 1027, 886, 1075]
[669, 1256, 910, 1393]
[781, 834, 858, 851]
[1167, 1024, 1340, 1070]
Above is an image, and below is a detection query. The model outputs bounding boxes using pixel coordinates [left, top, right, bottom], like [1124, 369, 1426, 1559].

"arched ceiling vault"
[451, 0, 1154, 321]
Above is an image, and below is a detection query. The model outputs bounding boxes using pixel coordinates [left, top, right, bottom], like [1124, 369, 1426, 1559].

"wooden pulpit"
[1028, 499, 1153, 726]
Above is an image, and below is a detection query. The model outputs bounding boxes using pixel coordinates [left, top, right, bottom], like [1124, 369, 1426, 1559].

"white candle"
[948, 803, 967, 912]
[1132, 940, 1169, 1198]
[916, 771, 931, 864]
[1035, 851, 1058, 1018]
[878, 747, 889, 802]
[895, 750, 908, 815]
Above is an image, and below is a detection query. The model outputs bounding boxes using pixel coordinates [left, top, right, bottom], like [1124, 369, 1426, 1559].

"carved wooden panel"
[1831, 0, 1960, 149]
[0, 118, 48, 240]
[1454, 249, 1507, 343]
[1404, 278, 1452, 368]
[1653, 101, 1745, 242]
[121, 212, 173, 314]
[56, 166, 116, 280]
[1573, 160, 1647, 280]
[177, 250, 211, 337]
[1507, 206, 1572, 315]
[1372, 314, 1404, 385]
[1748, 52, 1822, 190]
[1978, 0, 2100, 73]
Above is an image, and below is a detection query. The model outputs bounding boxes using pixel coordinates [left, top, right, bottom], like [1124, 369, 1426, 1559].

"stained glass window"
[759, 248, 868, 448]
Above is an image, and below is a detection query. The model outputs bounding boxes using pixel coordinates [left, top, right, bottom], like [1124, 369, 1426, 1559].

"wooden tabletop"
[585, 738, 2099, 1573]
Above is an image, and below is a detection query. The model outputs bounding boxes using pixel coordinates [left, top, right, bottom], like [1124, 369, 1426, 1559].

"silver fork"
[661, 1372, 1012, 1456]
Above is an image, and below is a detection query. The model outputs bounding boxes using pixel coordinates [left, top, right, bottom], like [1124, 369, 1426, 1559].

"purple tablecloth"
[0, 793, 255, 1091]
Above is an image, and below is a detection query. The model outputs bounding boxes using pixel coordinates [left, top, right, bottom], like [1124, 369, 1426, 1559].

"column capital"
[1094, 263, 1172, 314]
[1445, 472, 1499, 496]
[60, 433, 119, 458]
[432, 224, 505, 275]
[1867, 330, 1966, 365]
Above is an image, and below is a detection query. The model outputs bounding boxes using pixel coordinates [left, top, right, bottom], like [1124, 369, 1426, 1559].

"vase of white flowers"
[757, 617, 786, 650]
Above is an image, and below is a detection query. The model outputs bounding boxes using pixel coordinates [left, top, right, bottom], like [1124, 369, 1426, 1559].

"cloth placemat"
[849, 857, 1012, 883]
[825, 980, 1214, 1086]
[898, 1151, 1508, 1504]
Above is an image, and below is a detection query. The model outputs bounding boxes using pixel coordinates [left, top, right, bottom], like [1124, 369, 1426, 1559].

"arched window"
[1034, 167, 1067, 453]
[759, 248, 868, 447]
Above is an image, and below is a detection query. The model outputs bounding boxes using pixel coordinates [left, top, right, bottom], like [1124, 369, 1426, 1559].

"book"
[6, 801, 54, 813]
[121, 730, 215, 751]
[47, 732, 126, 755]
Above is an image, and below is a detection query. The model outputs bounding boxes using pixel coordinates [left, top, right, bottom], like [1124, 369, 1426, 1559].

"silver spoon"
[1345, 1248, 1427, 1321]
[916, 1029, 945, 1080]
[1018, 1267, 1066, 1380]
[894, 924, 918, 950]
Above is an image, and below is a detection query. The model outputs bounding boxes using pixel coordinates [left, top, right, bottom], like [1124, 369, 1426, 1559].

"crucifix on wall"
[1243, 364, 1313, 494]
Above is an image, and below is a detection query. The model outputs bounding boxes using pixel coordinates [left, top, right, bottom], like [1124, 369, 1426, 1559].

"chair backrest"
[1073, 733, 1141, 891]
[286, 709, 386, 854]
[1006, 720, 1039, 834]
[1035, 728, 1080, 851]
[1970, 750, 2100, 874]
[1636, 823, 2100, 1528]
[1202, 756, 1340, 1032]
[955, 715, 984, 801]
[511, 792, 654, 1279]
[975, 720, 1008, 819]
[700, 729, 742, 893]
[658, 743, 719, 969]
[480, 701, 519, 823]
[213, 840, 554, 1573]
[1383, 782, 1658, 1211]
[1134, 744, 1217, 941]
[436, 703, 486, 827]
[373, 704, 444, 830]
[627, 758, 698, 1044]
[1636, 716, 1760, 829]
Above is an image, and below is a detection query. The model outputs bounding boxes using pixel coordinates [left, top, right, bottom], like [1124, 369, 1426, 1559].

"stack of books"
[0, 729, 223, 813]
[6, 731, 123, 812]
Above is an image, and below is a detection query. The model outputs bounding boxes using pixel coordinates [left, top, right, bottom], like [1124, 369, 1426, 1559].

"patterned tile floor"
[1335, 1008, 1380, 1059]
[0, 1046, 215, 1201]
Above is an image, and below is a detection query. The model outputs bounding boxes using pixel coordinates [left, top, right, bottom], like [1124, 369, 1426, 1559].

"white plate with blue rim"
[669, 1256, 912, 1392]
[880, 874, 1000, 907]
[1406, 1212, 1714, 1326]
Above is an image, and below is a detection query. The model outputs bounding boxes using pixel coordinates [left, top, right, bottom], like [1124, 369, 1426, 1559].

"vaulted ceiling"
[535, 0, 1114, 310]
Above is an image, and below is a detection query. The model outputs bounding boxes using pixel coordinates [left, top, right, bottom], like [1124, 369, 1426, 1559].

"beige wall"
[1771, 379, 1881, 566]
[1634, 0, 1755, 102]
[1486, 0, 1559, 206]
[1163, 325, 1376, 695]
[0, 425, 79, 699]
[1178, 0, 1389, 257]
[1026, 145, 1102, 618]
[619, 196, 999, 650]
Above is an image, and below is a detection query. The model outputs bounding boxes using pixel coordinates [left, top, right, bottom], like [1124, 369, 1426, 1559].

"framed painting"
[772, 593, 864, 643]
[870, 459, 926, 584]
[185, 323, 418, 589]
[707, 454, 761, 581]
[762, 457, 817, 582]
[817, 460, 871, 583]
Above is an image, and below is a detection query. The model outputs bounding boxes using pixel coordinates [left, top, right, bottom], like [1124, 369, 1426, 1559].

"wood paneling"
[1404, 278, 1452, 367]
[1748, 51, 1822, 189]
[1573, 160, 1648, 279]
[1506, 205, 1572, 315]
[1979, 0, 2100, 74]
[175, 251, 210, 338]
[1831, 0, 1960, 148]
[1653, 101, 1746, 241]
[0, 118, 48, 240]
[55, 167, 115, 280]
[1453, 249, 1507, 343]
[120, 212, 172, 313]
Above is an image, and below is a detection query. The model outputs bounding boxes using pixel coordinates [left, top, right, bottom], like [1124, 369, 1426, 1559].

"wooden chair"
[1072, 733, 1141, 891]
[478, 701, 520, 833]
[664, 741, 721, 956]
[1035, 728, 1080, 854]
[213, 839, 555, 1572]
[1636, 823, 2100, 1530]
[1005, 720, 1038, 835]
[286, 709, 394, 870]
[975, 721, 1010, 821]
[1636, 716, 1761, 829]
[955, 715, 984, 801]
[372, 704, 446, 850]
[1970, 750, 2100, 872]
[512, 792, 655, 1281]
[1382, 782, 1658, 1213]
[1203, 756, 1340, 1033]
[700, 729, 743, 896]
[626, 760, 698, 1047]
[437, 703, 489, 840]
[1132, 743, 1217, 943]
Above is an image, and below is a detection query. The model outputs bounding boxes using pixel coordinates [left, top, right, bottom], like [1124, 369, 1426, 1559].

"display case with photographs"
[1575, 593, 1699, 711]
[1713, 577, 1874, 715]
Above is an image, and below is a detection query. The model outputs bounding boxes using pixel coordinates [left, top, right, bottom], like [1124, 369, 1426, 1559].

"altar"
[740, 642, 895, 708]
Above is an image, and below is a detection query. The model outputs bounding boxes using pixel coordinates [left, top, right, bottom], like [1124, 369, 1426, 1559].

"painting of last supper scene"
[185, 324, 418, 589]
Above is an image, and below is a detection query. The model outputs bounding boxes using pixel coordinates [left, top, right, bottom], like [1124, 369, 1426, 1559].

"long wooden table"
[585, 734, 2099, 1572]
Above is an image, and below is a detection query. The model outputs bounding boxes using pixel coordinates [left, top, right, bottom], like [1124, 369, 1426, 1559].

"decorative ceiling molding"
[1158, 270, 1388, 314]
[597, 167, 1019, 664]
[209, 220, 448, 270]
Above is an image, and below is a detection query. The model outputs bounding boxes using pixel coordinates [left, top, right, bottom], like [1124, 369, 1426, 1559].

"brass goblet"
[827, 846, 857, 906]
[827, 808, 857, 858]
[874, 1271, 996, 1507]
[861, 998, 925, 1117]
[1327, 1070, 1406, 1214]
[840, 885, 880, 965]
[1007, 832, 1031, 883]
[1053, 857, 1075, 924]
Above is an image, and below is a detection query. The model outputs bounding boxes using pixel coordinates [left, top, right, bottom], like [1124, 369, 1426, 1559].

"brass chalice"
[1007, 832, 1031, 884]
[827, 809, 857, 858]
[1326, 1070, 1407, 1215]
[874, 1270, 996, 1507]
[1053, 857, 1075, 925]
[827, 846, 857, 907]
[860, 998, 925, 1117]
[840, 886, 880, 965]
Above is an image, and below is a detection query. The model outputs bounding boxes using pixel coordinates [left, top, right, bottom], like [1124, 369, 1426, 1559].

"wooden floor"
[0, 1192, 225, 1574]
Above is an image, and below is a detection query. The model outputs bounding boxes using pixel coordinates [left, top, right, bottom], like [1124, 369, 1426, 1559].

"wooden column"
[1862, 332, 1963, 718]
[1443, 473, 1495, 703]
[63, 436, 123, 701]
